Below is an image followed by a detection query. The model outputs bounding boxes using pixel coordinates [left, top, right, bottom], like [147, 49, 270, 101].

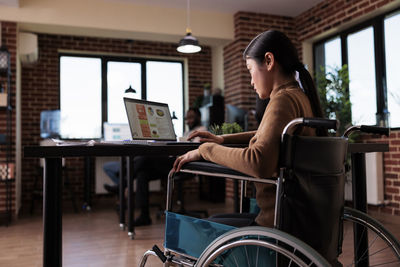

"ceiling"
[0, 0, 18, 7]
[107, 0, 324, 17]
[1, 0, 324, 17]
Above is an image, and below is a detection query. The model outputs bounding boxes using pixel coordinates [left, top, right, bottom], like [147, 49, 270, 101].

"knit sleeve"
[198, 92, 300, 178]
[221, 131, 256, 144]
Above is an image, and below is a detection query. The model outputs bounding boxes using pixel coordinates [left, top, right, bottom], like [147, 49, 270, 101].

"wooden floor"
[0, 199, 399, 267]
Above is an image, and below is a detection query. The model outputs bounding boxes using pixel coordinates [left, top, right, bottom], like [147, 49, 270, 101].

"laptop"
[100, 98, 199, 146]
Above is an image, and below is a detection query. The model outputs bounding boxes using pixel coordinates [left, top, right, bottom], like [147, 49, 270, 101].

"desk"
[24, 142, 389, 267]
[348, 143, 389, 267]
[24, 143, 200, 267]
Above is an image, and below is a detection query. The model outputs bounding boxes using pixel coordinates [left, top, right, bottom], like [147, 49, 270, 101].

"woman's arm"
[221, 131, 257, 144]
[188, 130, 257, 144]
[198, 93, 300, 178]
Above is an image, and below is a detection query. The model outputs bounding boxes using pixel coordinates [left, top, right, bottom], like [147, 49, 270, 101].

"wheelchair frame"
[139, 118, 400, 267]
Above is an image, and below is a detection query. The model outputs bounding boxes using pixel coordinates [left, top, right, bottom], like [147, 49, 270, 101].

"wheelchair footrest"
[152, 245, 166, 263]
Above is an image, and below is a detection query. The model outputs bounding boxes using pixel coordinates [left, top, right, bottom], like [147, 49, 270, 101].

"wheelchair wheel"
[195, 226, 330, 267]
[340, 207, 400, 267]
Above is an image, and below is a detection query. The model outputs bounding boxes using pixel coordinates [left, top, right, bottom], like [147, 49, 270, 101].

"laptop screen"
[123, 98, 177, 141]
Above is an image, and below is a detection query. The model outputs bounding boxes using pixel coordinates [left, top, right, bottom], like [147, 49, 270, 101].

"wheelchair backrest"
[278, 134, 348, 264]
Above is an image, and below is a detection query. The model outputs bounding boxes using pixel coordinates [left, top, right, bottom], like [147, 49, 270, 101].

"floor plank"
[0, 199, 399, 267]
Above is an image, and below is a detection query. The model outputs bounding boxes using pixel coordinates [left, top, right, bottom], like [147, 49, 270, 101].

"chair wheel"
[82, 203, 91, 211]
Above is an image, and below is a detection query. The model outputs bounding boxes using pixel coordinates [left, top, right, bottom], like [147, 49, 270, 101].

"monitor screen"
[40, 110, 61, 138]
[226, 104, 248, 131]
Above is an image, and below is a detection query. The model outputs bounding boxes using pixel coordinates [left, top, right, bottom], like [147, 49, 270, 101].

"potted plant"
[316, 64, 351, 136]
[209, 122, 243, 135]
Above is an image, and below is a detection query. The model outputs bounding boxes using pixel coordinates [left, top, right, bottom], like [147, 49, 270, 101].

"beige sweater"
[199, 82, 315, 226]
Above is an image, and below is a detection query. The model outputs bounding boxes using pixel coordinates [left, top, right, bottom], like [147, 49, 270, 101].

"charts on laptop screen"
[124, 98, 177, 141]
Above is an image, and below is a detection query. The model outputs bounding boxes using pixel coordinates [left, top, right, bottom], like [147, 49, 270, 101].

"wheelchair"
[139, 118, 400, 267]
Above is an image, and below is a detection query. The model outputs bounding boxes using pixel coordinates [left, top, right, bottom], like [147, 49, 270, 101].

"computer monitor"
[40, 110, 61, 138]
[226, 104, 248, 131]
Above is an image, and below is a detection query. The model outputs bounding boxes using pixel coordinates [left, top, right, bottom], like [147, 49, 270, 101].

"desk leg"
[43, 158, 62, 267]
[119, 157, 126, 230]
[83, 157, 92, 211]
[351, 152, 369, 267]
[127, 156, 135, 239]
[234, 180, 239, 213]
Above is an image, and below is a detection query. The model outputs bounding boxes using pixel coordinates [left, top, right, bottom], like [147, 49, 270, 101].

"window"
[313, 8, 400, 128]
[347, 27, 377, 125]
[384, 11, 400, 128]
[107, 61, 142, 124]
[314, 37, 342, 107]
[60, 56, 102, 139]
[60, 55, 184, 139]
[146, 61, 184, 136]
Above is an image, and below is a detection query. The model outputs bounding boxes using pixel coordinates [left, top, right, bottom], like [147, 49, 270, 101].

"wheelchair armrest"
[178, 161, 276, 185]
[181, 161, 248, 176]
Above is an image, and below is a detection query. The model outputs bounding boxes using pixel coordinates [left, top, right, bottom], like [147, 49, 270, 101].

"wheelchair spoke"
[244, 246, 250, 267]
[288, 248, 297, 267]
[232, 250, 239, 267]
[341, 210, 400, 267]
[256, 235, 260, 267]
[368, 244, 393, 258]
[354, 225, 368, 255]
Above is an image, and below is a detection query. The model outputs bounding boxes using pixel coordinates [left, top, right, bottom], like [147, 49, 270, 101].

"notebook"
[100, 98, 199, 146]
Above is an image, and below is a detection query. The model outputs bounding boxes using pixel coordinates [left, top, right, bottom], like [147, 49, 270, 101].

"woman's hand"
[188, 131, 224, 144]
[172, 149, 202, 173]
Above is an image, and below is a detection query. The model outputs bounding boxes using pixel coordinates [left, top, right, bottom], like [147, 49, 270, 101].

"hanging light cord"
[186, 0, 191, 34]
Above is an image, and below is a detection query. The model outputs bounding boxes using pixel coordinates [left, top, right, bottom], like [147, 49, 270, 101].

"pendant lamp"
[177, 0, 201, 54]
[125, 85, 136, 94]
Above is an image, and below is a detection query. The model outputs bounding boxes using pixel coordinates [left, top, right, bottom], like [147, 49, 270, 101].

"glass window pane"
[385, 11, 400, 128]
[347, 27, 377, 125]
[325, 37, 342, 72]
[107, 61, 142, 124]
[60, 56, 102, 139]
[314, 37, 341, 74]
[146, 61, 184, 137]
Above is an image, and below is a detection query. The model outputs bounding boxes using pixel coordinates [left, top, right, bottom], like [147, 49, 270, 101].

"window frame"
[59, 53, 185, 139]
[313, 7, 400, 128]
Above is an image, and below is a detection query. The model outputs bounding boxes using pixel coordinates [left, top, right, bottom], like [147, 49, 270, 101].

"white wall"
[0, 0, 234, 46]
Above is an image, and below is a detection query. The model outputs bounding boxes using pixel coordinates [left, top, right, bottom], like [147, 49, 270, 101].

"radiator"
[344, 152, 384, 205]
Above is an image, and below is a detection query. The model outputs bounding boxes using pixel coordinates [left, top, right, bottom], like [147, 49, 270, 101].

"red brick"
[386, 187, 400, 194]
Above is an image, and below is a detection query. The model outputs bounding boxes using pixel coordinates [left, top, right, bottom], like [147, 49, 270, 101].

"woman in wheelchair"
[172, 30, 325, 228]
[140, 30, 400, 267]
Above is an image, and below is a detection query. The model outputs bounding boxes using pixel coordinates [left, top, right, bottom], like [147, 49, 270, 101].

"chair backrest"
[278, 134, 348, 264]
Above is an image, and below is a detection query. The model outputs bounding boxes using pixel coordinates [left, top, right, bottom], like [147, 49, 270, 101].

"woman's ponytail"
[296, 63, 327, 136]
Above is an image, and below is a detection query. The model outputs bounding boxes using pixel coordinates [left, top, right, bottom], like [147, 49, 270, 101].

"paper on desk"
[47, 139, 97, 146]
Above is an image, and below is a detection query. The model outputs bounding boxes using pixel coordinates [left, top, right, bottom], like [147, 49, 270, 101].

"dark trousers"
[103, 156, 175, 217]
[133, 155, 175, 217]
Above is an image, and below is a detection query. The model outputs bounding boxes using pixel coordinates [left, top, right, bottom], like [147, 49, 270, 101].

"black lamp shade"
[125, 85, 136, 94]
[171, 111, 178, 120]
[177, 33, 201, 53]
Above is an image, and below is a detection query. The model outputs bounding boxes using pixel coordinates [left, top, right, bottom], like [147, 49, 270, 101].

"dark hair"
[243, 30, 326, 135]
[188, 107, 201, 119]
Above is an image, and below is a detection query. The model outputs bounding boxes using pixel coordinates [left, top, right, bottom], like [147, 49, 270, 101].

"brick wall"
[20, 33, 212, 211]
[383, 133, 400, 215]
[0, 21, 16, 217]
[296, 0, 396, 44]
[353, 133, 400, 216]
